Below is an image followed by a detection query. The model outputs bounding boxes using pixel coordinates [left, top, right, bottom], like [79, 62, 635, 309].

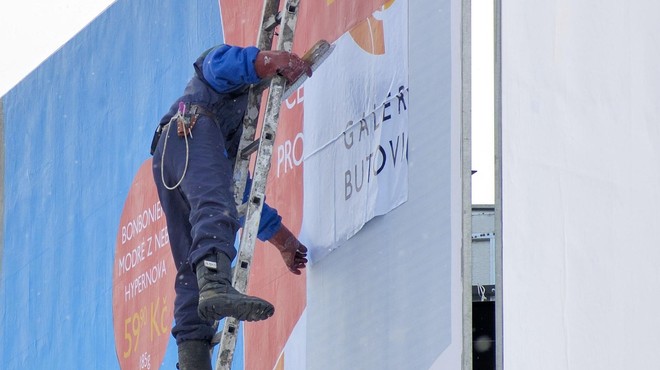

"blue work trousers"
[152, 116, 239, 343]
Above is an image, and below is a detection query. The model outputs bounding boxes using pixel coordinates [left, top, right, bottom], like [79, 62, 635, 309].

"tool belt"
[150, 103, 219, 155]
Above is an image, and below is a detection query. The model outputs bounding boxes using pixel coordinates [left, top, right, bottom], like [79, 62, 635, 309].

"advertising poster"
[218, 0, 408, 368]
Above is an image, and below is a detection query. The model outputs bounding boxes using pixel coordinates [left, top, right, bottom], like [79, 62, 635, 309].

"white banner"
[503, 2, 660, 369]
[301, 2, 409, 262]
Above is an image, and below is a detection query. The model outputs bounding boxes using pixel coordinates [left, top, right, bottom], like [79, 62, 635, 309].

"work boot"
[196, 252, 275, 322]
[177, 340, 211, 370]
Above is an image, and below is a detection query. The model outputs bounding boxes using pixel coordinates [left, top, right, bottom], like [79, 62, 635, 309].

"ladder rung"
[240, 139, 260, 160]
[286, 4, 297, 13]
[211, 320, 238, 346]
[262, 11, 282, 32]
[236, 203, 247, 217]
[211, 332, 222, 346]
[237, 258, 249, 269]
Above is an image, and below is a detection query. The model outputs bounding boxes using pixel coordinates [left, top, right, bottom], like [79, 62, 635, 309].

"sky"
[0, 0, 494, 204]
[471, 0, 495, 204]
[0, 0, 117, 97]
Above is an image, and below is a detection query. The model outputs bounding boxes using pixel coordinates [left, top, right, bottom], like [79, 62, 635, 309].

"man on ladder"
[150, 44, 311, 370]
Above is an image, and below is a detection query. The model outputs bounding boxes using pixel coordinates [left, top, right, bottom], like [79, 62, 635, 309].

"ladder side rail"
[232, 0, 282, 208]
[232, 0, 300, 296]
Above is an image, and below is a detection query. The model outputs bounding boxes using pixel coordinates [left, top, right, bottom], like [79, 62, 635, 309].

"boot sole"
[198, 295, 274, 322]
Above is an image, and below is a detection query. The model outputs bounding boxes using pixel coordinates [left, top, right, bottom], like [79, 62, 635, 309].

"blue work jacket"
[158, 45, 282, 241]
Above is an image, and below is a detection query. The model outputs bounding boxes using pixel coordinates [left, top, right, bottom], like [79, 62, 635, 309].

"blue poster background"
[0, 1, 248, 368]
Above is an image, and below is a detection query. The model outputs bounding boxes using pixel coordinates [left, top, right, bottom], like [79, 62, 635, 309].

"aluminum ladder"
[211, 0, 332, 367]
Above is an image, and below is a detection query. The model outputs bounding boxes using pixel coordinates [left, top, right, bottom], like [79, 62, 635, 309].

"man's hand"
[254, 50, 313, 84]
[279, 238, 308, 275]
[270, 225, 308, 275]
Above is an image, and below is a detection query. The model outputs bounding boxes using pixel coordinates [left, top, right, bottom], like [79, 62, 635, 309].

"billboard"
[0, 0, 463, 369]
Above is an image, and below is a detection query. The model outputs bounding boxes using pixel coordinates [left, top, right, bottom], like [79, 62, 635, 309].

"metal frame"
[494, 0, 504, 368]
[461, 0, 473, 368]
[472, 232, 496, 285]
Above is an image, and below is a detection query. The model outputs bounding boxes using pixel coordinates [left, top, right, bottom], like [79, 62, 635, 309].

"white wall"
[502, 1, 660, 369]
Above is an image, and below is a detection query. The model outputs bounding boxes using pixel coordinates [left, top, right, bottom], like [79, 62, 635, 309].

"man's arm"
[202, 45, 261, 93]
[202, 44, 312, 94]
[255, 205, 308, 275]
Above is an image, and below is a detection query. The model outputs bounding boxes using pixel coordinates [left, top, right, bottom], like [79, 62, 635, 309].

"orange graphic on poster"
[219, 0, 389, 53]
[349, 1, 395, 55]
[349, 15, 385, 55]
[112, 159, 176, 370]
